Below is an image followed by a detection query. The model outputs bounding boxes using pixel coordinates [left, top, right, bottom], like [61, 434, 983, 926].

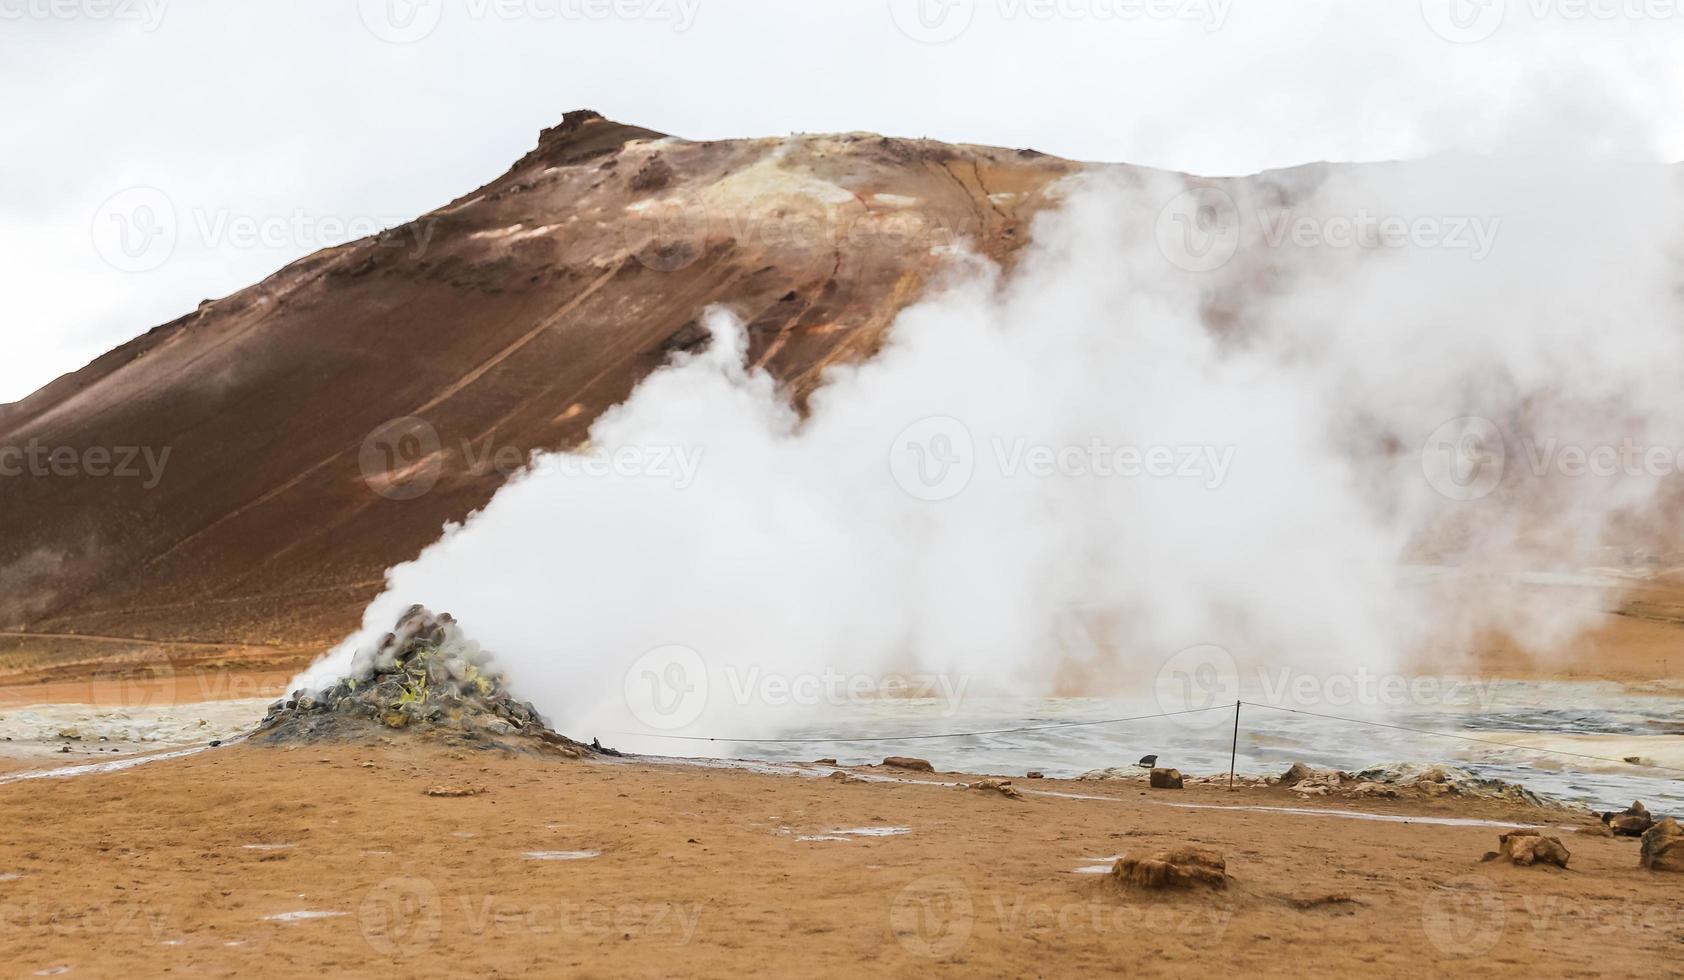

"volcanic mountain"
[8, 112, 1684, 689]
[0, 111, 1084, 681]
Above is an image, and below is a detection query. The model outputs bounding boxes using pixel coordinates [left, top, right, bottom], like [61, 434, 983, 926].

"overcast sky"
[2, 0, 1681, 402]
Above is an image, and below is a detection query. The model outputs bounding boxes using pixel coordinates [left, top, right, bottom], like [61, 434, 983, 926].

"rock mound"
[1149, 767, 1185, 789]
[1492, 829, 1571, 868]
[1114, 848, 1229, 890]
[1075, 760, 1572, 809]
[1640, 816, 1684, 872]
[1604, 800, 1654, 836]
[1283, 762, 1572, 808]
[253, 606, 596, 755]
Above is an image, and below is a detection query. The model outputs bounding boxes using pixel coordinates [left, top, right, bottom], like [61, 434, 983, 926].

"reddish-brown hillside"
[0, 112, 1079, 681]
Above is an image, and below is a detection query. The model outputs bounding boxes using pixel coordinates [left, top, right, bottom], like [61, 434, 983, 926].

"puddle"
[262, 910, 346, 923]
[241, 844, 293, 851]
[1072, 855, 1122, 874]
[630, 681, 1684, 813]
[0, 873, 22, 882]
[523, 850, 600, 861]
[796, 826, 910, 841]
[33, 969, 70, 977]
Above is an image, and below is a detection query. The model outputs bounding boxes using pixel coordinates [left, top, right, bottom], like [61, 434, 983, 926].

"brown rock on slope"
[0, 112, 1081, 679]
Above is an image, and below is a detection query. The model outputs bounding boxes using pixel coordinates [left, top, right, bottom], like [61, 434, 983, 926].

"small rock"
[1149, 768, 1185, 790]
[970, 778, 1024, 800]
[882, 757, 934, 772]
[1026, 771, 1044, 779]
[814, 758, 838, 766]
[828, 771, 864, 784]
[1496, 829, 1570, 868]
[1640, 817, 1684, 872]
[425, 785, 486, 798]
[1608, 801, 1654, 837]
[1114, 847, 1228, 890]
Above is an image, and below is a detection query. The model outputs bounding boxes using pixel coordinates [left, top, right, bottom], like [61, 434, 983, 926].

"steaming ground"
[296, 163, 1684, 749]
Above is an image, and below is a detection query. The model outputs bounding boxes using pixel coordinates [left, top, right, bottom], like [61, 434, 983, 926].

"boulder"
[1607, 801, 1654, 837]
[1640, 817, 1684, 872]
[882, 756, 934, 772]
[1149, 768, 1185, 789]
[1114, 847, 1228, 890]
[1496, 829, 1570, 868]
[1278, 762, 1314, 787]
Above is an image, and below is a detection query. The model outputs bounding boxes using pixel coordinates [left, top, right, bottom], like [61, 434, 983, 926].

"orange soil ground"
[1, 742, 1679, 978]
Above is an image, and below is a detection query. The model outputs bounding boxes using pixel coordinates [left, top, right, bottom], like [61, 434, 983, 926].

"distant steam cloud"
[295, 158, 1684, 748]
